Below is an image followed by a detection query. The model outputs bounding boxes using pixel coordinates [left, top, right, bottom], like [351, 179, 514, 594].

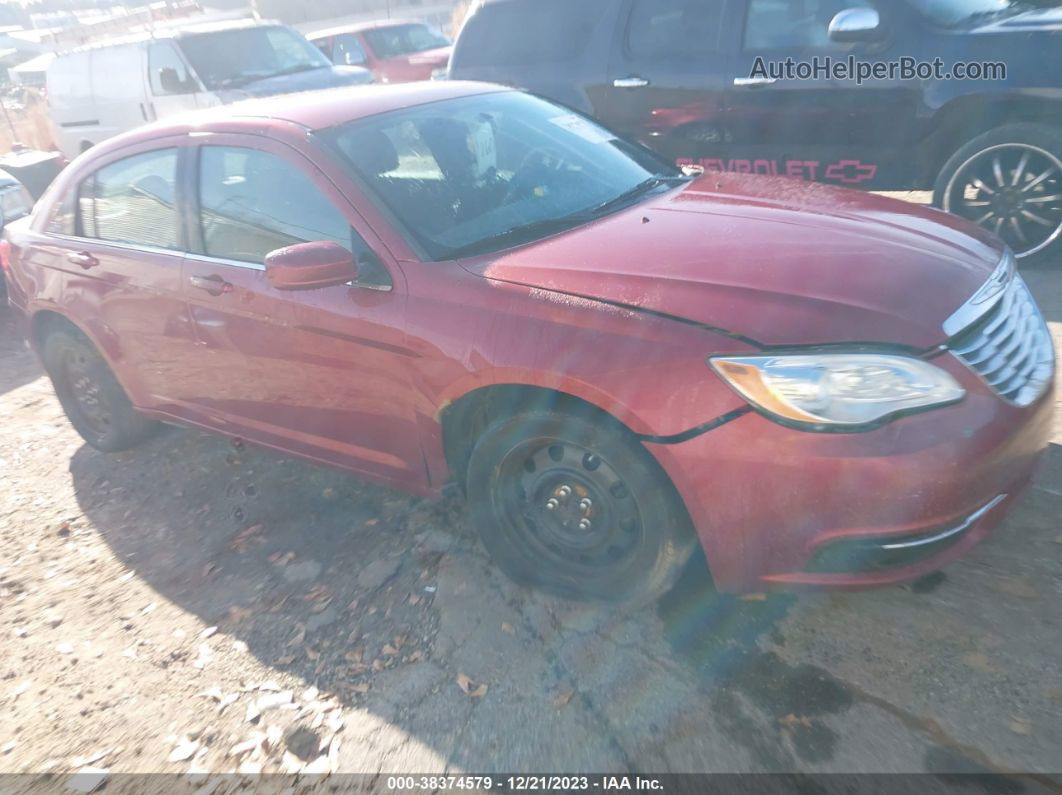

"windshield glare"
[908, 0, 1022, 26]
[324, 92, 675, 260]
[364, 24, 451, 59]
[177, 26, 331, 90]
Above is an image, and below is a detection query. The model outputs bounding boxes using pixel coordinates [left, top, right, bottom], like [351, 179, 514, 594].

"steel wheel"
[58, 345, 114, 438]
[942, 143, 1062, 259]
[495, 437, 645, 578]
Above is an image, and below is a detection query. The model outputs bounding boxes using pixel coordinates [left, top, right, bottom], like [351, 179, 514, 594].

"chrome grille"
[949, 273, 1055, 407]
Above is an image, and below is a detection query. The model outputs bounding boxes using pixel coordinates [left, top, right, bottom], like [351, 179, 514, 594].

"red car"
[3, 82, 1055, 602]
[308, 19, 451, 83]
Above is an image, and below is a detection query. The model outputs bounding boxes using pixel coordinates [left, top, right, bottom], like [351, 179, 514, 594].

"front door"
[722, 0, 919, 187]
[601, 0, 729, 163]
[178, 136, 422, 488]
[144, 42, 202, 123]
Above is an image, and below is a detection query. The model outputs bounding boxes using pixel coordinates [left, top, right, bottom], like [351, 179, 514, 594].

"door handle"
[66, 251, 98, 269]
[733, 77, 777, 88]
[190, 274, 233, 296]
[613, 76, 650, 89]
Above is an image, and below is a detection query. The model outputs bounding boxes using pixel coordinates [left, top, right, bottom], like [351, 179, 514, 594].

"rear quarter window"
[452, 0, 607, 67]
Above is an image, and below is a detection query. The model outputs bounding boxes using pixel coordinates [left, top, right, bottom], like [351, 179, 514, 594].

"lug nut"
[546, 498, 559, 511]
[578, 519, 592, 531]
[579, 498, 592, 511]
[557, 485, 572, 498]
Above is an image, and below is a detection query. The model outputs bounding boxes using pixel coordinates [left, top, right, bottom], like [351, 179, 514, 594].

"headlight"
[709, 353, 965, 429]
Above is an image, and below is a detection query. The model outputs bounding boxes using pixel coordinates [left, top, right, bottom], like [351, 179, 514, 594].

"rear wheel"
[42, 328, 159, 452]
[466, 409, 696, 605]
[934, 123, 1062, 265]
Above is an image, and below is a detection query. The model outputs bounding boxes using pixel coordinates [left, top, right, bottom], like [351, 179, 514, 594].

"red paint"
[4, 83, 1053, 592]
[309, 20, 451, 84]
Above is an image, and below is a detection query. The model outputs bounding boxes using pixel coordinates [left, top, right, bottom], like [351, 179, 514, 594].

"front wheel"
[466, 410, 697, 605]
[934, 123, 1062, 264]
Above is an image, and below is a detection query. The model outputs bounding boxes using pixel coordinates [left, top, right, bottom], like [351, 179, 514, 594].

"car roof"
[56, 19, 287, 55]
[106, 81, 509, 148]
[307, 18, 433, 40]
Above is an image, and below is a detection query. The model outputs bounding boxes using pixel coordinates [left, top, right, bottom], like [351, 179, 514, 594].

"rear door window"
[627, 0, 724, 57]
[334, 34, 368, 66]
[453, 0, 607, 66]
[77, 149, 180, 249]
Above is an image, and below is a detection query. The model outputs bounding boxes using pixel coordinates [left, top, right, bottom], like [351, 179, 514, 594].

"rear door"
[600, 0, 729, 161]
[448, 0, 614, 115]
[178, 135, 422, 488]
[49, 138, 198, 408]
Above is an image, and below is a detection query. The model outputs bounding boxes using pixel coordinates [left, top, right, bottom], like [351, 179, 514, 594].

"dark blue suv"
[450, 0, 1062, 262]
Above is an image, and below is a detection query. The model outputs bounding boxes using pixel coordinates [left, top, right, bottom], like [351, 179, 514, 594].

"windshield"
[323, 92, 681, 260]
[177, 25, 331, 90]
[907, 0, 1028, 26]
[364, 23, 451, 59]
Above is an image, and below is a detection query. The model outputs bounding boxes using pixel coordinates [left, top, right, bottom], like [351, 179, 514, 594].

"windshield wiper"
[442, 175, 689, 260]
[580, 175, 689, 220]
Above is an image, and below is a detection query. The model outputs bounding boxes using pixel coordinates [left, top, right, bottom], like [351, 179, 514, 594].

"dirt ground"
[0, 258, 1060, 790]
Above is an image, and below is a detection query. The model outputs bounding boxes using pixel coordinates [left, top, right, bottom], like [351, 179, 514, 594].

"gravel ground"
[0, 253, 1059, 789]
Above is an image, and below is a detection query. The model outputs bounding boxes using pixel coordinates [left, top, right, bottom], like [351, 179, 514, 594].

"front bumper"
[644, 356, 1055, 592]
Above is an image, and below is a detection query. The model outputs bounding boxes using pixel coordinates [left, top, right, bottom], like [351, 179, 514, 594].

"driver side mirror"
[827, 7, 884, 43]
[158, 67, 194, 94]
[265, 241, 358, 291]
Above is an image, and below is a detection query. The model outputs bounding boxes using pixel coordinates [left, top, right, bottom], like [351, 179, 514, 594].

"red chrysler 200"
[2, 83, 1055, 602]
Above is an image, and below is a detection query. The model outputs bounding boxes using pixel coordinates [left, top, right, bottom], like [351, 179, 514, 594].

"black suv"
[449, 0, 1062, 262]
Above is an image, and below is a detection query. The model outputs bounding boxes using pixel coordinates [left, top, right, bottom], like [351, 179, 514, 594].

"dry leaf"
[344, 648, 365, 664]
[1009, 717, 1031, 736]
[456, 673, 488, 698]
[350, 682, 369, 694]
[779, 713, 813, 729]
[269, 551, 296, 566]
[346, 599, 360, 612]
[371, 658, 385, 672]
[393, 634, 406, 649]
[740, 593, 768, 602]
[382, 644, 398, 656]
[286, 624, 306, 647]
[552, 690, 574, 707]
[229, 525, 263, 553]
[365, 519, 379, 527]
[275, 655, 296, 666]
[305, 647, 320, 661]
[226, 606, 253, 624]
[501, 622, 515, 636]
[408, 594, 421, 606]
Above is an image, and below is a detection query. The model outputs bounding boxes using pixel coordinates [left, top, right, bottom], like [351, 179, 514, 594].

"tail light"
[0, 239, 12, 278]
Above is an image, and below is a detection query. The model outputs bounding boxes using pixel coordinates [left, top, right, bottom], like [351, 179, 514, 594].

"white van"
[47, 19, 373, 160]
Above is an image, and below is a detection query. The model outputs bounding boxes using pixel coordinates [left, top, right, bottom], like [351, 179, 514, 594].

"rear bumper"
[644, 368, 1054, 593]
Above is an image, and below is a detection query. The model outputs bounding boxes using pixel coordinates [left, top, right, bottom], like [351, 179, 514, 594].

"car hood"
[234, 65, 373, 97]
[460, 175, 1006, 348]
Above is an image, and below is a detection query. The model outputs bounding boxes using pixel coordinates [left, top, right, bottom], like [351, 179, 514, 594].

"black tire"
[466, 409, 697, 605]
[42, 328, 159, 452]
[934, 123, 1062, 265]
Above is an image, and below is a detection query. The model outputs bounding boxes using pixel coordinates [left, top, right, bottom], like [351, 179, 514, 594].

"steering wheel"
[503, 148, 565, 205]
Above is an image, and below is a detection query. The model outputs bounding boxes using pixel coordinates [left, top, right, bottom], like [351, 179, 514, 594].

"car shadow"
[66, 420, 806, 772]
[0, 306, 43, 398]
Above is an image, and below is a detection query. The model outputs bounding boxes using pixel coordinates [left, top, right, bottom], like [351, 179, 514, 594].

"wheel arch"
[438, 383, 639, 493]
[920, 95, 1062, 187]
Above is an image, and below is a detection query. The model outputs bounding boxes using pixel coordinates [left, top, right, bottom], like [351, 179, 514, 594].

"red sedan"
[2, 82, 1055, 601]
